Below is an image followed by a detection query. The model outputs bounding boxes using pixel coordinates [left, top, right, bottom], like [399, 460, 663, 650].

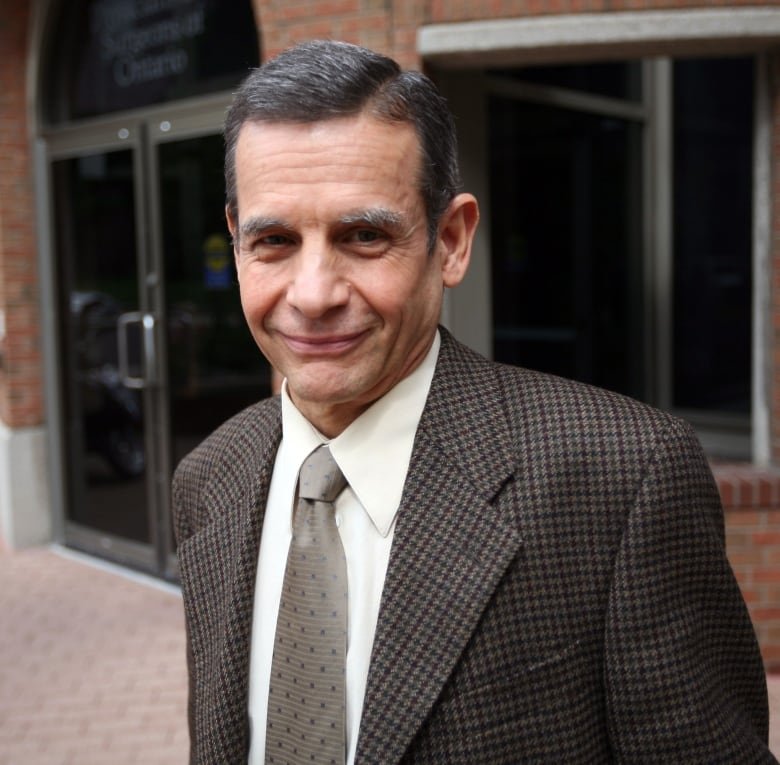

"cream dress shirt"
[247, 332, 440, 765]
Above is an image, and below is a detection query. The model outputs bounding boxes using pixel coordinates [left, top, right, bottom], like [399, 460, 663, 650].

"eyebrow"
[338, 208, 406, 230]
[236, 208, 409, 243]
[237, 216, 289, 242]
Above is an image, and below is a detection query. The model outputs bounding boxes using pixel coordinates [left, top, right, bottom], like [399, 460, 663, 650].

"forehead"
[232, 114, 423, 217]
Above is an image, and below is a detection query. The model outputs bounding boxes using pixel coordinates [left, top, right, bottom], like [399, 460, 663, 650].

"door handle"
[117, 311, 157, 389]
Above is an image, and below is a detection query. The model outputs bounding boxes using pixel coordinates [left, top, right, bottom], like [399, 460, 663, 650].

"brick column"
[0, 1, 51, 549]
[0, 0, 41, 429]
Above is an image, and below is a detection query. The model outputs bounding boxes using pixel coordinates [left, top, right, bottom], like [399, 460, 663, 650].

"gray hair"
[224, 40, 461, 253]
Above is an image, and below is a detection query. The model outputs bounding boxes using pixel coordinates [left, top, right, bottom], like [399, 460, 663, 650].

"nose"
[285, 246, 349, 319]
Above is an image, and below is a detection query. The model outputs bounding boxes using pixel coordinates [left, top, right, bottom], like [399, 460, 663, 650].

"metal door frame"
[43, 115, 157, 570]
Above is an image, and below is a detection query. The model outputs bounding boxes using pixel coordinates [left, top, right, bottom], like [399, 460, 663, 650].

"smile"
[280, 330, 368, 357]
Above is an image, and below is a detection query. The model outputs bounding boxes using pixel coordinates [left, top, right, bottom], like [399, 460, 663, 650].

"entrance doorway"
[49, 107, 270, 577]
[38, 0, 261, 576]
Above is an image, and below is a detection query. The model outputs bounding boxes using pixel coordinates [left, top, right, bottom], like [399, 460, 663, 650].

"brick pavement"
[0, 545, 778, 763]
[0, 547, 188, 765]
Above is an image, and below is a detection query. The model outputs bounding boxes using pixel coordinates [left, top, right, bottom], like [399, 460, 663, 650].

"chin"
[288, 375, 362, 406]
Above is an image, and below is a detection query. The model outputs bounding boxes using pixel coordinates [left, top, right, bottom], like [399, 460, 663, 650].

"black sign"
[47, 0, 258, 121]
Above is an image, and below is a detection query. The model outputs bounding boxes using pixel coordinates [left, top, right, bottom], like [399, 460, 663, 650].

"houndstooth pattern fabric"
[173, 327, 774, 765]
[266, 445, 348, 765]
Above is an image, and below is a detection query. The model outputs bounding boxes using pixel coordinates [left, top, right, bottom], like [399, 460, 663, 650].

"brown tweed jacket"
[172, 327, 774, 764]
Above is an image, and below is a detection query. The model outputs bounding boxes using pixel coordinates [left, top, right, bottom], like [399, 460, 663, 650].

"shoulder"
[171, 396, 281, 541]
[495, 360, 709, 494]
[438, 326, 684, 440]
[497, 357, 682, 443]
[178, 395, 281, 470]
[434, 327, 703, 483]
[433, 330, 721, 552]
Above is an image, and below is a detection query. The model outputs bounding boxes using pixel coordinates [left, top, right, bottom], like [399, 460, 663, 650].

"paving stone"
[0, 547, 188, 764]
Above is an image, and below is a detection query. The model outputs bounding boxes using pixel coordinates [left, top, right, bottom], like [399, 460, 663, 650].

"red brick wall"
[717, 465, 780, 671]
[254, 0, 424, 67]
[0, 0, 41, 429]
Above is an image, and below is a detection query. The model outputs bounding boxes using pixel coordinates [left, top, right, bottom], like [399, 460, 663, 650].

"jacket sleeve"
[170, 454, 202, 765]
[604, 417, 775, 763]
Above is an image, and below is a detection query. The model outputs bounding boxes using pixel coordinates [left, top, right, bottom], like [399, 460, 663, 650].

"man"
[172, 40, 775, 764]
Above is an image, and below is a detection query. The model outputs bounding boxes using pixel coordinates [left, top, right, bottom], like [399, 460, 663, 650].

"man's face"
[228, 113, 476, 436]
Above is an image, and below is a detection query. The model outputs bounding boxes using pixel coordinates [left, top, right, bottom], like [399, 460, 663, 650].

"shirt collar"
[280, 331, 440, 537]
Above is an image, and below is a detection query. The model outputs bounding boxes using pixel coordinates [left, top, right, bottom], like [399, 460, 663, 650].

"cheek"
[400, 264, 444, 316]
[360, 259, 436, 313]
[238, 271, 280, 321]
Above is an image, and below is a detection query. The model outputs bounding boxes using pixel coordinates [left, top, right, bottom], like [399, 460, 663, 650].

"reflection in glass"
[53, 150, 150, 544]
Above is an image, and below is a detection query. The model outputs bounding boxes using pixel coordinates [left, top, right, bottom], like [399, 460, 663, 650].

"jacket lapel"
[355, 330, 523, 763]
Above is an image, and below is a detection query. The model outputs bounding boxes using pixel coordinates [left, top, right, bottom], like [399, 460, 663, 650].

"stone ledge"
[419, 8, 780, 67]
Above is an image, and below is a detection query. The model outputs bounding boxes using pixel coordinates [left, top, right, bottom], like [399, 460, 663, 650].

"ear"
[437, 193, 479, 289]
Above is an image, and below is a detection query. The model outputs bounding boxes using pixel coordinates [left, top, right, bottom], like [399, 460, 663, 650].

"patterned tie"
[265, 445, 348, 765]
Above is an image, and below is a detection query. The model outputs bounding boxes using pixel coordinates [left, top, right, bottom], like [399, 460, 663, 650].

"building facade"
[1, 0, 779, 667]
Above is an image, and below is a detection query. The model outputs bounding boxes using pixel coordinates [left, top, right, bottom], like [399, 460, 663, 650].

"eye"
[238, 230, 296, 263]
[344, 228, 385, 245]
[356, 229, 380, 242]
[258, 233, 293, 246]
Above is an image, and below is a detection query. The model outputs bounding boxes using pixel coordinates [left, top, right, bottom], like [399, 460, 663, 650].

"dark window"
[488, 57, 754, 429]
[490, 61, 643, 102]
[672, 57, 753, 415]
[489, 87, 644, 399]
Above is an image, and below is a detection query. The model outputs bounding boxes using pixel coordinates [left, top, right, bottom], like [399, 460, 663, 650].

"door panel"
[157, 134, 271, 477]
[53, 148, 152, 547]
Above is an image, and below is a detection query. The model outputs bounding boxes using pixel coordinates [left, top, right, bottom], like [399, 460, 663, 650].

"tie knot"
[298, 445, 347, 503]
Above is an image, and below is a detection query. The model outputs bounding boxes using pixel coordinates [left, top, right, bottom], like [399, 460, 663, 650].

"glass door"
[52, 125, 158, 568]
[49, 111, 272, 577]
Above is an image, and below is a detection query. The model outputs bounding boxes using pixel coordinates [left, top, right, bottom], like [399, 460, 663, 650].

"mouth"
[280, 329, 369, 357]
